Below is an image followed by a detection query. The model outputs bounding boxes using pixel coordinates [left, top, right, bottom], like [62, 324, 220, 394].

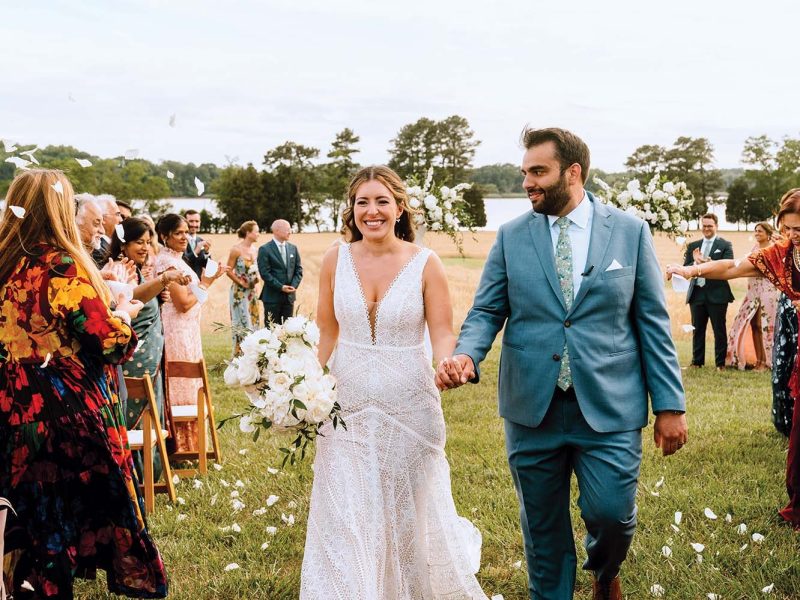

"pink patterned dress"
[154, 247, 202, 452]
[725, 244, 780, 369]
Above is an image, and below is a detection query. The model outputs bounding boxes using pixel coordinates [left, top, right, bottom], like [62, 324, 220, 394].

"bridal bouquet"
[593, 174, 693, 238]
[406, 167, 473, 250]
[223, 315, 344, 465]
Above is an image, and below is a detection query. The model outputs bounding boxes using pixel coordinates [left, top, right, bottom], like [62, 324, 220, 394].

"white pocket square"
[713, 249, 721, 254]
[605, 259, 624, 272]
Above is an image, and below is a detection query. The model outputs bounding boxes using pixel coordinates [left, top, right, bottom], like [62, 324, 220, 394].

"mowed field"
[74, 228, 800, 600]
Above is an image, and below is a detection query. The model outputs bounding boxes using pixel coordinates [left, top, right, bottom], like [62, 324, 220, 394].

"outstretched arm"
[667, 257, 759, 281]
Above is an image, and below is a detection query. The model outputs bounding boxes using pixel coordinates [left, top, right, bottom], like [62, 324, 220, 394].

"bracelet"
[112, 309, 132, 326]
[695, 265, 702, 279]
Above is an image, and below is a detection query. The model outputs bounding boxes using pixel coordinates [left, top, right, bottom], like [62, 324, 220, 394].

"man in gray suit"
[437, 128, 687, 600]
[258, 219, 302, 324]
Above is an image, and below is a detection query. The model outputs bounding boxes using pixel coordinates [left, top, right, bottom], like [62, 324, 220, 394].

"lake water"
[162, 197, 746, 232]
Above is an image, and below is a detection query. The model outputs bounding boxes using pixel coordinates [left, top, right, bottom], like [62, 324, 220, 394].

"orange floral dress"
[0, 244, 167, 598]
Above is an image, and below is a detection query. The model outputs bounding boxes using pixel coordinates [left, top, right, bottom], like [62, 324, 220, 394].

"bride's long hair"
[342, 165, 420, 243]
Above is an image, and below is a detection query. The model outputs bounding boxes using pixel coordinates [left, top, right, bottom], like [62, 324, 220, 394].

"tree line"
[4, 127, 799, 231]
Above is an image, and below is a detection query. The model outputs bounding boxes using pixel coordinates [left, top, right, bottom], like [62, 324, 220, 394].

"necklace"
[793, 245, 800, 271]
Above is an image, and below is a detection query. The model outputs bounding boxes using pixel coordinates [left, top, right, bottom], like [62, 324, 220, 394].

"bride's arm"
[316, 245, 340, 367]
[423, 254, 456, 364]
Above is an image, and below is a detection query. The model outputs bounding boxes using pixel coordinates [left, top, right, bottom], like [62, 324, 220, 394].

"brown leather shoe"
[592, 575, 622, 600]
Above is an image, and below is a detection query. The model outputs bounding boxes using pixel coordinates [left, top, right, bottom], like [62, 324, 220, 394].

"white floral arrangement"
[593, 174, 694, 238]
[406, 168, 473, 250]
[222, 315, 344, 465]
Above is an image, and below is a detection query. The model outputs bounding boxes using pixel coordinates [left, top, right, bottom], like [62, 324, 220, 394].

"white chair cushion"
[128, 429, 168, 448]
[171, 405, 199, 419]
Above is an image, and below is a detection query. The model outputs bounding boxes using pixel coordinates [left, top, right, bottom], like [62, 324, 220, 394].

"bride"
[301, 166, 488, 599]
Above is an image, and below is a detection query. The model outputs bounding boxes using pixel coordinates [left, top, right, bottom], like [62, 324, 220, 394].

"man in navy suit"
[437, 128, 687, 600]
[182, 209, 210, 278]
[257, 219, 302, 324]
[682, 214, 734, 369]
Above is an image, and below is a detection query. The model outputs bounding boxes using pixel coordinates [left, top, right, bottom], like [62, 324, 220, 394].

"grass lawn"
[73, 229, 799, 599]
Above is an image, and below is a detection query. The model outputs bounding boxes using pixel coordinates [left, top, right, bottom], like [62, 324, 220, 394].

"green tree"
[625, 144, 667, 179]
[461, 185, 487, 228]
[324, 128, 361, 231]
[388, 117, 440, 180]
[724, 177, 750, 228]
[468, 163, 523, 195]
[665, 137, 723, 219]
[739, 135, 800, 211]
[437, 115, 480, 186]
[215, 164, 266, 230]
[263, 142, 319, 228]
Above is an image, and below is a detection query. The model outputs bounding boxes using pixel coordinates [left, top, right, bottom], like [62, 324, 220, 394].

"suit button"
[564, 320, 571, 328]
[552, 353, 561, 361]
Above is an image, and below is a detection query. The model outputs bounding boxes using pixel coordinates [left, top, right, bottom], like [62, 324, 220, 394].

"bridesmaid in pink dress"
[154, 214, 228, 452]
[725, 222, 780, 370]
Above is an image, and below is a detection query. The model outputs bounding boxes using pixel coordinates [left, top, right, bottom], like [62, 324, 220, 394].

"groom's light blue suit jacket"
[454, 192, 685, 433]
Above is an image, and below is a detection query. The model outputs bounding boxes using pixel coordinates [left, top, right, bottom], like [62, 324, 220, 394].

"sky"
[3, 0, 800, 173]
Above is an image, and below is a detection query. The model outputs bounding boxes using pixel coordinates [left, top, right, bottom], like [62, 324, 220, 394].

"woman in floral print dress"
[0, 170, 168, 599]
[226, 220, 261, 355]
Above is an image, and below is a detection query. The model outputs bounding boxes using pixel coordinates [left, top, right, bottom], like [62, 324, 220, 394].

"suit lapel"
[570, 197, 613, 313]
[528, 213, 567, 311]
[286, 243, 294, 273]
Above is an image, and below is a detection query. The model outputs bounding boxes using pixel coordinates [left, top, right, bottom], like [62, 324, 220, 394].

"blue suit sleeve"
[454, 226, 510, 383]
[722, 240, 734, 260]
[258, 247, 284, 292]
[632, 222, 686, 413]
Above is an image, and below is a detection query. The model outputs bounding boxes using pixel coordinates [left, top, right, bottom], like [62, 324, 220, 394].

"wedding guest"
[109, 218, 191, 480]
[683, 213, 734, 370]
[74, 195, 105, 261]
[725, 222, 780, 370]
[257, 219, 302, 324]
[668, 187, 800, 530]
[0, 170, 167, 598]
[139, 214, 160, 280]
[226, 220, 261, 355]
[117, 199, 133, 219]
[154, 213, 227, 453]
[97, 194, 123, 256]
[182, 209, 210, 278]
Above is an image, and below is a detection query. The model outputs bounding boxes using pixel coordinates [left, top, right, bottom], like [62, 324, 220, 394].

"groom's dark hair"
[520, 127, 590, 184]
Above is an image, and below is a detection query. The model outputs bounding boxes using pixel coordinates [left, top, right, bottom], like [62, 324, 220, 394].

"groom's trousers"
[504, 387, 642, 600]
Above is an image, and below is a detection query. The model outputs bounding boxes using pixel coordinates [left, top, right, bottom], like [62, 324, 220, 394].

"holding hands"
[435, 354, 476, 391]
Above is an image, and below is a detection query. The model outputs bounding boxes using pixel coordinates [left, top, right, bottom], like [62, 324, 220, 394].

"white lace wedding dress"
[300, 243, 488, 600]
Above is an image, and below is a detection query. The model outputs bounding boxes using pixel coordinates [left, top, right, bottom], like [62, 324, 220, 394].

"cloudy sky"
[3, 0, 799, 172]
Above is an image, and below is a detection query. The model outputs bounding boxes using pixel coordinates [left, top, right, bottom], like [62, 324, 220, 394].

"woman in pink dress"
[725, 221, 780, 370]
[154, 214, 227, 452]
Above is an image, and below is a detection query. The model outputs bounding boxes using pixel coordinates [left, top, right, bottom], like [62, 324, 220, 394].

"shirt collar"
[547, 191, 591, 230]
[703, 236, 717, 245]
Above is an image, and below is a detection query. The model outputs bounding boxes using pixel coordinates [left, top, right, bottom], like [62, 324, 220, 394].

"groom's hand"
[435, 354, 475, 390]
[654, 412, 688, 456]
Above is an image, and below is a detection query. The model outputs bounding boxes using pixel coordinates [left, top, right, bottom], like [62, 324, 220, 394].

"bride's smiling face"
[353, 180, 403, 240]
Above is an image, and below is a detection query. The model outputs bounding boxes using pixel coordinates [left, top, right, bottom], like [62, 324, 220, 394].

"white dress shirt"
[547, 192, 593, 296]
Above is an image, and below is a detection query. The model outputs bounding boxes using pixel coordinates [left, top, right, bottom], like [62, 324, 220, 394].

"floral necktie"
[555, 217, 573, 391]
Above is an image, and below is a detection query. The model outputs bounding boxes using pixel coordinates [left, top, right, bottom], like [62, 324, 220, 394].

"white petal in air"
[166, 170, 175, 179]
[675, 236, 686, 245]
[204, 259, 218, 277]
[9, 205, 26, 218]
[169, 113, 176, 127]
[51, 181, 64, 195]
[704, 508, 718, 520]
[194, 177, 205, 196]
[21, 581, 35, 592]
[671, 274, 690, 293]
[40, 353, 52, 368]
[124, 149, 139, 160]
[6, 156, 30, 169]
[115, 224, 126, 242]
[76, 158, 92, 168]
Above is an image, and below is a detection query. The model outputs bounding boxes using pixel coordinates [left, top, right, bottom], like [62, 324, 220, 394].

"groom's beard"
[529, 172, 571, 216]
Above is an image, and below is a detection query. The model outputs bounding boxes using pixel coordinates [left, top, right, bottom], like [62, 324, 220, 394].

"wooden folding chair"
[165, 358, 222, 475]
[124, 372, 177, 513]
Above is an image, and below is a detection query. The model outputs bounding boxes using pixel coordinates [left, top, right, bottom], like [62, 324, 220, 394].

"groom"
[437, 127, 687, 600]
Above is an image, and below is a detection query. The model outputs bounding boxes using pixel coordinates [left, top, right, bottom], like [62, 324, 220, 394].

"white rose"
[662, 220, 672, 229]
[224, 362, 240, 386]
[626, 179, 641, 193]
[283, 316, 306, 336]
[440, 186, 451, 197]
[268, 371, 292, 394]
[424, 194, 439, 210]
[444, 213, 455, 226]
[679, 220, 689, 232]
[278, 353, 304, 378]
[293, 382, 310, 403]
[408, 197, 420, 208]
[658, 209, 669, 221]
[237, 357, 260, 386]
[618, 191, 632, 204]
[625, 206, 638, 216]
[306, 391, 335, 423]
[303, 321, 321, 345]
[431, 222, 442, 231]
[284, 337, 307, 357]
[652, 190, 667, 202]
[663, 182, 675, 194]
[631, 189, 644, 202]
[414, 214, 426, 225]
[443, 200, 453, 210]
[239, 414, 256, 433]
[668, 195, 677, 206]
